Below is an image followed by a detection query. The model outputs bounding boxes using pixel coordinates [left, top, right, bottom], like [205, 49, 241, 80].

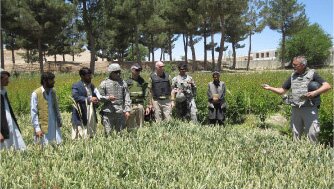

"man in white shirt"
[31, 72, 62, 145]
[0, 68, 26, 150]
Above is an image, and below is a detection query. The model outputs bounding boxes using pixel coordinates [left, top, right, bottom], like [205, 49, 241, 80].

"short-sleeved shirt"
[282, 71, 326, 90]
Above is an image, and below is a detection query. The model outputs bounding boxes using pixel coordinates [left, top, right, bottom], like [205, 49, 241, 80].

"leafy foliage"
[284, 24, 332, 67]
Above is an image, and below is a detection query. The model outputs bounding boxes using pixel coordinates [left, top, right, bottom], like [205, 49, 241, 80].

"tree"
[284, 24, 332, 67]
[125, 44, 149, 61]
[245, 0, 266, 71]
[12, 0, 71, 73]
[265, 0, 308, 68]
[225, 0, 248, 69]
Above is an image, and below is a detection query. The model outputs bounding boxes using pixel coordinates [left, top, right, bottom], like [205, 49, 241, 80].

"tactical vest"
[34, 87, 58, 133]
[127, 77, 147, 103]
[173, 75, 195, 98]
[290, 69, 319, 107]
[102, 79, 126, 105]
[151, 73, 171, 98]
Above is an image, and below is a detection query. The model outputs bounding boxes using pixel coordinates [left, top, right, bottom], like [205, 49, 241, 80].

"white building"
[251, 49, 278, 60]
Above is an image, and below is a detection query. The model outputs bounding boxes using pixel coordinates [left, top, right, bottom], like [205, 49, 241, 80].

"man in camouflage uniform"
[171, 63, 198, 123]
[263, 56, 331, 142]
[126, 63, 150, 129]
[149, 61, 173, 122]
[99, 63, 131, 134]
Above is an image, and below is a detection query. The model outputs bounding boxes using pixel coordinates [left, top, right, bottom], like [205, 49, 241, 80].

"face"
[45, 78, 55, 89]
[81, 73, 92, 84]
[213, 74, 220, 82]
[292, 59, 305, 74]
[110, 70, 121, 80]
[131, 68, 141, 77]
[156, 63, 164, 74]
[0, 74, 10, 87]
[179, 67, 186, 75]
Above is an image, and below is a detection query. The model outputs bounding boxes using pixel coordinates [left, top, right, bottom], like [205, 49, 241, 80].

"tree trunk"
[189, 34, 196, 72]
[38, 37, 44, 73]
[54, 55, 57, 63]
[11, 48, 15, 70]
[72, 52, 75, 61]
[211, 31, 215, 71]
[281, 31, 286, 69]
[0, 30, 4, 69]
[160, 48, 163, 61]
[89, 33, 96, 73]
[151, 34, 154, 63]
[169, 34, 172, 62]
[246, 32, 252, 71]
[10, 37, 16, 68]
[183, 34, 188, 63]
[217, 14, 225, 72]
[232, 42, 236, 69]
[203, 25, 207, 70]
[63, 54, 65, 62]
[26, 50, 30, 64]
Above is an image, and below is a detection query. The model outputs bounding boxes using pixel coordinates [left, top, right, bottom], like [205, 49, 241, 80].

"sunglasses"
[112, 71, 121, 74]
[135, 69, 142, 72]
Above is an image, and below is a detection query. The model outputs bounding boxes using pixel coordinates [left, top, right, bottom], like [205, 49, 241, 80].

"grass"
[0, 113, 333, 188]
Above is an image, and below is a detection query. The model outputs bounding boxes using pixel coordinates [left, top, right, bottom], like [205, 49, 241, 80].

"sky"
[159, 0, 334, 61]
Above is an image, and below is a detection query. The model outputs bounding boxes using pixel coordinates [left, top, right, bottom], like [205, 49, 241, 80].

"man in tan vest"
[31, 72, 62, 145]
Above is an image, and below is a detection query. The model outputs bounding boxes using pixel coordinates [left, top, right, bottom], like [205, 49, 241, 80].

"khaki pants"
[152, 99, 172, 122]
[291, 106, 319, 142]
[126, 104, 144, 129]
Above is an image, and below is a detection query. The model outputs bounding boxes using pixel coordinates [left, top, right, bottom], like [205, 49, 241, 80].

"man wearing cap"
[149, 61, 173, 122]
[171, 63, 198, 123]
[71, 67, 100, 139]
[99, 63, 131, 134]
[207, 71, 227, 125]
[0, 69, 26, 150]
[126, 63, 150, 129]
[31, 72, 63, 145]
[263, 56, 331, 142]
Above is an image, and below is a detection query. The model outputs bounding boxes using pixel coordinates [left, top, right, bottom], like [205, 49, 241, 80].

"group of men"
[0, 55, 331, 151]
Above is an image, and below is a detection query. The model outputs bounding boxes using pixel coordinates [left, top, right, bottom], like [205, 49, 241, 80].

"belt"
[153, 96, 170, 100]
[132, 99, 144, 103]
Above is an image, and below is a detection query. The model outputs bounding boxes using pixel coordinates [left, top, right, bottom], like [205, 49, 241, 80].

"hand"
[108, 95, 116, 101]
[35, 131, 44, 138]
[145, 107, 151, 115]
[262, 84, 270, 90]
[171, 101, 175, 108]
[305, 91, 318, 98]
[91, 96, 99, 104]
[0, 133, 4, 143]
[124, 112, 130, 120]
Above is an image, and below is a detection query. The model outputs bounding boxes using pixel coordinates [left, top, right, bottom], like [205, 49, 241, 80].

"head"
[292, 56, 307, 74]
[79, 67, 92, 84]
[41, 72, 55, 89]
[0, 69, 11, 88]
[212, 71, 220, 83]
[178, 63, 187, 76]
[131, 63, 142, 78]
[155, 61, 164, 76]
[108, 63, 121, 80]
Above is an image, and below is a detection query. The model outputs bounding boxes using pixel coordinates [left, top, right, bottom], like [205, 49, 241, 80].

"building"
[252, 49, 278, 60]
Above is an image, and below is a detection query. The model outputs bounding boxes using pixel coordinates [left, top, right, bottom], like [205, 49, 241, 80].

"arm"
[306, 82, 331, 98]
[97, 80, 112, 102]
[123, 83, 131, 119]
[72, 84, 88, 103]
[262, 85, 288, 95]
[31, 92, 42, 136]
